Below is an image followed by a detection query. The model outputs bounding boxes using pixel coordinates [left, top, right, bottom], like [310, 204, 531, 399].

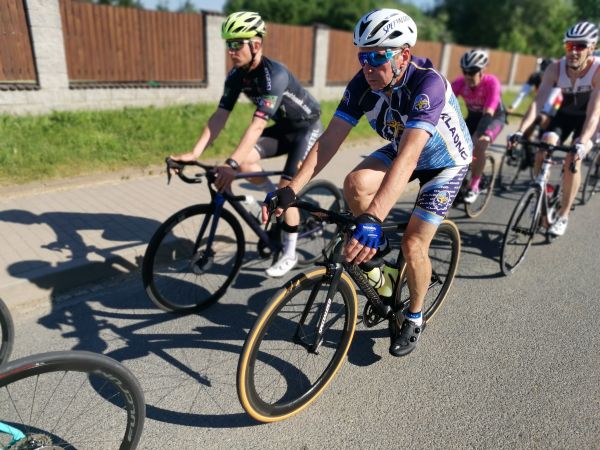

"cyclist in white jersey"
[509, 21, 600, 236]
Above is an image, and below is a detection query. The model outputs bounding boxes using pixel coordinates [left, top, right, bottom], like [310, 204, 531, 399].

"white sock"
[282, 231, 298, 259]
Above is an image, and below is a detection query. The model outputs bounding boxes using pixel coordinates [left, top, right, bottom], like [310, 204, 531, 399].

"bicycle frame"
[288, 201, 397, 354]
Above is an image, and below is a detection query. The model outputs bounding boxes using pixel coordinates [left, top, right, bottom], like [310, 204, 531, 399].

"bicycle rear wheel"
[237, 268, 357, 422]
[0, 351, 145, 450]
[0, 298, 14, 366]
[465, 154, 497, 218]
[142, 204, 245, 312]
[394, 220, 461, 322]
[500, 187, 541, 276]
[296, 180, 345, 267]
[581, 147, 600, 205]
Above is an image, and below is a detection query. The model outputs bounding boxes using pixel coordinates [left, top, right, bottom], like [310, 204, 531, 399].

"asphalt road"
[4, 144, 600, 449]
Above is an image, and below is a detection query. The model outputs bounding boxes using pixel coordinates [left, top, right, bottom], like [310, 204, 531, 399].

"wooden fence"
[0, 0, 36, 85]
[59, 0, 205, 86]
[225, 22, 315, 84]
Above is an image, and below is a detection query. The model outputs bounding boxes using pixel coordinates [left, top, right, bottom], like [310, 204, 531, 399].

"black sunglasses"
[462, 68, 480, 76]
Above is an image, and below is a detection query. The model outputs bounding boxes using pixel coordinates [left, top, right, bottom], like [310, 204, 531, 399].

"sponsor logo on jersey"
[413, 94, 431, 112]
[440, 112, 469, 160]
[261, 95, 278, 109]
[342, 89, 351, 106]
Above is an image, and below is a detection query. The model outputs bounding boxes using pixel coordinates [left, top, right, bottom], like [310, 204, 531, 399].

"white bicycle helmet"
[563, 21, 598, 45]
[353, 9, 417, 48]
[460, 49, 489, 71]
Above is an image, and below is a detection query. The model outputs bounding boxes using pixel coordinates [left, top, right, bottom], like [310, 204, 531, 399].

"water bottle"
[243, 195, 263, 223]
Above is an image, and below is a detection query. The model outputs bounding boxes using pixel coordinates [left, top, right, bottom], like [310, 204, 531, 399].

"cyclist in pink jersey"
[452, 49, 506, 203]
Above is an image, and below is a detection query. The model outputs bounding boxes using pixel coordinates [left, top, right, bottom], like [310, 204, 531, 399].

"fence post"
[508, 52, 519, 89]
[204, 13, 226, 96]
[25, 0, 69, 91]
[311, 24, 330, 98]
[439, 43, 452, 78]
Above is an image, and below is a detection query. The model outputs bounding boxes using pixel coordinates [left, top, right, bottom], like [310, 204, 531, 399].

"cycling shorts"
[465, 113, 505, 142]
[370, 145, 468, 226]
[543, 110, 585, 143]
[255, 120, 323, 180]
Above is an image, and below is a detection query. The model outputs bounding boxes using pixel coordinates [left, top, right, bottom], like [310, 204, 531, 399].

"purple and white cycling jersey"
[335, 56, 473, 171]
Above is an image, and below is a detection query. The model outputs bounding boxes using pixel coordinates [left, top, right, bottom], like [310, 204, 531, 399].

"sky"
[139, 0, 435, 13]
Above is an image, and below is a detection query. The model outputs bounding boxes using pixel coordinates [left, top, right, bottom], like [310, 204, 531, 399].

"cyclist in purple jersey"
[263, 9, 472, 357]
[509, 21, 600, 236]
[452, 49, 506, 203]
[171, 12, 322, 277]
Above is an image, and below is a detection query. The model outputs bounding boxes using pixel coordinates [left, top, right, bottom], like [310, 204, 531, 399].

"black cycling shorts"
[255, 120, 323, 180]
[544, 110, 585, 142]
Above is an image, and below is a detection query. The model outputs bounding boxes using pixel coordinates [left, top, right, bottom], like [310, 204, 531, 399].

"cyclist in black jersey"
[509, 21, 600, 237]
[171, 12, 323, 277]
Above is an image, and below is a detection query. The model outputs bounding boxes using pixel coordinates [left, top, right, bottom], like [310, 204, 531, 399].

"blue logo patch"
[433, 190, 450, 210]
[413, 94, 431, 112]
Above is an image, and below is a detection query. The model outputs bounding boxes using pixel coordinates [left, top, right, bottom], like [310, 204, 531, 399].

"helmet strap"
[380, 59, 403, 93]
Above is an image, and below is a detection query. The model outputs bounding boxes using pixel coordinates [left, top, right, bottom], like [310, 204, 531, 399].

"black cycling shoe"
[389, 318, 425, 357]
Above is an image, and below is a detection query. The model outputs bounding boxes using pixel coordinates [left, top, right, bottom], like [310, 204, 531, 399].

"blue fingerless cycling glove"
[353, 214, 384, 249]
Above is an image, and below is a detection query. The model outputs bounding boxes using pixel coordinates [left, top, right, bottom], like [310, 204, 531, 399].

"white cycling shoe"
[463, 189, 480, 204]
[548, 217, 568, 236]
[266, 253, 298, 278]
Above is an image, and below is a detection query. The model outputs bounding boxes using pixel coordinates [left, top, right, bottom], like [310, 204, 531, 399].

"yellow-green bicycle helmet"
[221, 11, 266, 40]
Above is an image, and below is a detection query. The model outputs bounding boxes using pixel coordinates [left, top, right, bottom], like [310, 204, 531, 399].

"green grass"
[0, 92, 526, 186]
[0, 101, 374, 186]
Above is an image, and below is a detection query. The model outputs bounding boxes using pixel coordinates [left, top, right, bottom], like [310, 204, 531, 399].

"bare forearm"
[191, 110, 227, 158]
[230, 118, 267, 162]
[289, 140, 336, 192]
[366, 162, 414, 220]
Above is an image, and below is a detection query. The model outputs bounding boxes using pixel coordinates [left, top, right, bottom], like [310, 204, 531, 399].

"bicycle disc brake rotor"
[303, 217, 324, 238]
[190, 251, 214, 275]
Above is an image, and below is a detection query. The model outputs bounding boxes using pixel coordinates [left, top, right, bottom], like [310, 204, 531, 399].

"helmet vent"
[369, 20, 388, 38]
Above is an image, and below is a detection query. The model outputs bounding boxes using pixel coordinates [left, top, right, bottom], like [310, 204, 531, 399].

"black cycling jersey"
[219, 57, 321, 129]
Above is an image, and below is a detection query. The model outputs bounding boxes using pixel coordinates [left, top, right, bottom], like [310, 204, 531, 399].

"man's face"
[357, 46, 408, 90]
[564, 41, 593, 69]
[226, 39, 255, 67]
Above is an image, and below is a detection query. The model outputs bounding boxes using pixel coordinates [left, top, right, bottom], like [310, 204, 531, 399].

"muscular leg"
[343, 157, 387, 215]
[534, 132, 559, 176]
[238, 147, 269, 186]
[470, 135, 490, 180]
[560, 152, 581, 218]
[401, 216, 438, 314]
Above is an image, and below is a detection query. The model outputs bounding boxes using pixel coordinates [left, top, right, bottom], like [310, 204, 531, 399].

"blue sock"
[406, 310, 423, 326]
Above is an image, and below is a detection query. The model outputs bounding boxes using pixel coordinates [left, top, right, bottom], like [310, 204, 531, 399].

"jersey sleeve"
[483, 75, 502, 112]
[253, 66, 288, 121]
[405, 71, 447, 136]
[218, 69, 242, 111]
[333, 72, 366, 126]
[451, 77, 463, 97]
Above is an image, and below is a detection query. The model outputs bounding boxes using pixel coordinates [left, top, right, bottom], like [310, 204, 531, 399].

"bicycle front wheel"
[142, 204, 245, 312]
[237, 268, 357, 422]
[0, 298, 14, 365]
[296, 180, 345, 267]
[581, 147, 600, 205]
[394, 220, 461, 322]
[465, 154, 496, 218]
[0, 351, 145, 450]
[500, 187, 541, 276]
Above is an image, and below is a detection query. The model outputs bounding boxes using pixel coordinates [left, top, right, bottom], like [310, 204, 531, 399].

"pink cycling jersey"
[451, 74, 502, 113]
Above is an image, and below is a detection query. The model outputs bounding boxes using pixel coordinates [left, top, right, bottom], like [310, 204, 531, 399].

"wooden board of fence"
[224, 22, 315, 85]
[60, 0, 205, 86]
[0, 0, 37, 84]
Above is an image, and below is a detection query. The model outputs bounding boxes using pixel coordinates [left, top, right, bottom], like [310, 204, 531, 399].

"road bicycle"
[0, 300, 146, 449]
[142, 159, 344, 313]
[454, 154, 496, 218]
[580, 143, 600, 205]
[237, 199, 460, 422]
[0, 299, 13, 366]
[0, 351, 145, 449]
[500, 139, 576, 276]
